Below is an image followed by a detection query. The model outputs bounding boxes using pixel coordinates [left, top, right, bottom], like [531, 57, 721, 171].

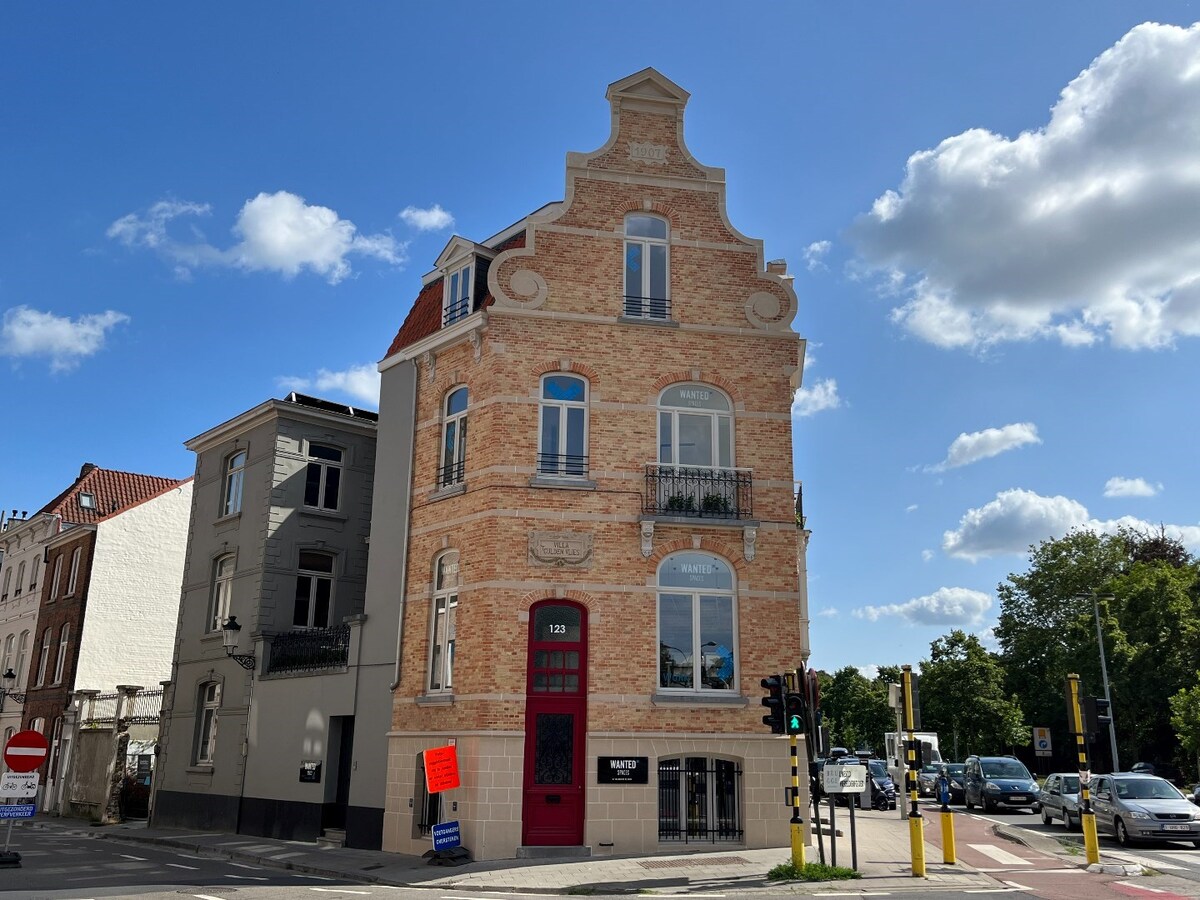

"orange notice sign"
[424, 745, 460, 794]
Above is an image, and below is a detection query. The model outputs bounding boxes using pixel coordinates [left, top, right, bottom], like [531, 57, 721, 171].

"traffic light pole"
[901, 666, 925, 878]
[789, 731, 805, 868]
[1067, 673, 1101, 865]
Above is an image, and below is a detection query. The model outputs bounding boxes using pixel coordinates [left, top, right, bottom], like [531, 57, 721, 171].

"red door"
[521, 601, 587, 846]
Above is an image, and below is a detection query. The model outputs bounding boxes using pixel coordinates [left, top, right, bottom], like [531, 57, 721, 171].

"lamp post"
[1086, 593, 1120, 772]
[1, 667, 28, 712]
[221, 617, 257, 671]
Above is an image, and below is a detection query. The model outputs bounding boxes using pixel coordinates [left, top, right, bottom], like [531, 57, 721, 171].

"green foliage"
[918, 630, 1026, 758]
[818, 666, 895, 754]
[767, 860, 861, 882]
[1169, 676, 1200, 780]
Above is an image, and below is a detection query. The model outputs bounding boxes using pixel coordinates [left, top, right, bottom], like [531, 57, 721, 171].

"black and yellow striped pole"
[1066, 673, 1100, 865]
[790, 731, 805, 867]
[902, 665, 926, 877]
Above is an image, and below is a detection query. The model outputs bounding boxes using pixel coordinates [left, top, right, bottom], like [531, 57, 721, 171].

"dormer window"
[78, 493, 96, 510]
[443, 263, 472, 326]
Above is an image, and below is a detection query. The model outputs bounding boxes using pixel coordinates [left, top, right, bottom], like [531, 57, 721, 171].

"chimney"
[767, 259, 788, 275]
[79, 462, 98, 479]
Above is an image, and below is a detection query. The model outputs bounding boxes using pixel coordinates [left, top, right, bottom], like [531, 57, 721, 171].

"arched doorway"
[521, 600, 587, 846]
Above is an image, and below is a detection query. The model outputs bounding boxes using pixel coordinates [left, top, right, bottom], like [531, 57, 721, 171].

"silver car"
[1038, 772, 1081, 829]
[1090, 773, 1200, 848]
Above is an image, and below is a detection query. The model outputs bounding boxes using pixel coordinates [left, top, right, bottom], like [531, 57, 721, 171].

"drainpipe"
[389, 363, 419, 690]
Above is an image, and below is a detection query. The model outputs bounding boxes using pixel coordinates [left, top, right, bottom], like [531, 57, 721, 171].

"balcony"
[265, 625, 350, 675]
[623, 294, 672, 321]
[643, 464, 753, 521]
[537, 452, 589, 479]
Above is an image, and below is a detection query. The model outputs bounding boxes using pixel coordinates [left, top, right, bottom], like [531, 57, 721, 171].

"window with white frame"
[658, 384, 733, 469]
[443, 263, 473, 326]
[428, 551, 459, 692]
[538, 374, 588, 478]
[36, 628, 52, 686]
[293, 551, 334, 629]
[1, 569, 9, 601]
[223, 449, 247, 517]
[657, 552, 736, 693]
[30, 717, 45, 735]
[209, 555, 235, 633]
[439, 387, 468, 487]
[66, 547, 81, 595]
[194, 682, 221, 765]
[624, 214, 669, 319]
[28, 557, 38, 593]
[1, 634, 13, 678]
[15, 631, 29, 687]
[14, 563, 24, 597]
[49, 555, 62, 601]
[53, 624, 70, 685]
[303, 444, 343, 511]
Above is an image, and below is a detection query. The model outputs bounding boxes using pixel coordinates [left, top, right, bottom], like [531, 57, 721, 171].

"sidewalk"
[19, 808, 1001, 894]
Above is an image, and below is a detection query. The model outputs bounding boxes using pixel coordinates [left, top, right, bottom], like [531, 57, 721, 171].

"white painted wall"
[75, 482, 193, 691]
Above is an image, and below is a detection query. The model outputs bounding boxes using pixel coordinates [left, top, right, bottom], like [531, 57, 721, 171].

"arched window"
[624, 214, 669, 319]
[53, 624, 70, 685]
[49, 555, 62, 601]
[14, 562, 24, 597]
[28, 556, 38, 592]
[209, 555, 235, 633]
[0, 568, 9, 601]
[66, 547, 82, 595]
[293, 551, 335, 629]
[657, 552, 736, 693]
[658, 384, 733, 469]
[1, 634, 13, 678]
[223, 449, 247, 517]
[439, 387, 468, 487]
[428, 551, 459, 692]
[538, 374, 588, 478]
[36, 628, 52, 686]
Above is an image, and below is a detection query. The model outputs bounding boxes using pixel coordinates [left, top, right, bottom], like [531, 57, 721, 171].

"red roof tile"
[37, 465, 189, 525]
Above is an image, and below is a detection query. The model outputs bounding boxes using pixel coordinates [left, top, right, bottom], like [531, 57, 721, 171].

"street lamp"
[221, 617, 257, 671]
[1, 667, 27, 711]
[1082, 593, 1120, 772]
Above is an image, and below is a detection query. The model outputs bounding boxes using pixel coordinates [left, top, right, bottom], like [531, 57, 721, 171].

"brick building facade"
[366, 69, 812, 860]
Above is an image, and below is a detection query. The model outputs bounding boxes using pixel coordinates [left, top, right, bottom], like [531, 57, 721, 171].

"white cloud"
[1104, 476, 1161, 498]
[400, 204, 455, 231]
[906, 504, 919, 513]
[792, 378, 842, 417]
[1, 306, 129, 372]
[854, 586, 993, 626]
[851, 22, 1200, 351]
[109, 192, 406, 284]
[278, 364, 381, 407]
[942, 487, 1200, 560]
[803, 240, 832, 271]
[816, 606, 839, 619]
[927, 422, 1041, 472]
[857, 664, 880, 680]
[921, 549, 934, 562]
[976, 624, 999, 650]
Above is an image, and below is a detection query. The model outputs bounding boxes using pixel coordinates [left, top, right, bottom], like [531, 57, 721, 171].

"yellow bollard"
[790, 819, 805, 868]
[1082, 811, 1100, 865]
[941, 808, 956, 864]
[908, 813, 926, 876]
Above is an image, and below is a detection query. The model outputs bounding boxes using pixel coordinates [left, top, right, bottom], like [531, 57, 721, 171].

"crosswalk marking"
[967, 843, 1034, 865]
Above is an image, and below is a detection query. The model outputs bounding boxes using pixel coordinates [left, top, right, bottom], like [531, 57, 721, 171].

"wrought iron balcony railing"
[644, 464, 753, 520]
[438, 459, 465, 488]
[442, 299, 470, 326]
[537, 452, 589, 479]
[266, 625, 350, 675]
[623, 294, 671, 320]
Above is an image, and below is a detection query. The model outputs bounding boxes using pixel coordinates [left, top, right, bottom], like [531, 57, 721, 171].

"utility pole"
[1091, 594, 1120, 771]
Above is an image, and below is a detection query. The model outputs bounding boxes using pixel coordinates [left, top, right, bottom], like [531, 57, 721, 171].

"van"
[963, 755, 1039, 812]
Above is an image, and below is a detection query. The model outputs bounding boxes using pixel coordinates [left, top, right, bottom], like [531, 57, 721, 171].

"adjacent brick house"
[366, 69, 812, 860]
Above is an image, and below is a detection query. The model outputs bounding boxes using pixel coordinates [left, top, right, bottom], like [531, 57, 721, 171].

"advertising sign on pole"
[1033, 726, 1053, 757]
[423, 745, 461, 794]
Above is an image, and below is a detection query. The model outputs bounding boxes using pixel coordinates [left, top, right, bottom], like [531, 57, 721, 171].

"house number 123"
[549, 624, 567, 634]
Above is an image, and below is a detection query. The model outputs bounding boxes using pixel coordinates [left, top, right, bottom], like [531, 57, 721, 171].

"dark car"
[917, 764, 941, 797]
[1130, 761, 1184, 785]
[942, 762, 966, 803]
[964, 755, 1039, 812]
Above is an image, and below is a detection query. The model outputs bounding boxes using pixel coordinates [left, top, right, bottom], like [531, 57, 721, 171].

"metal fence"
[644, 464, 754, 520]
[79, 689, 164, 727]
[266, 625, 351, 675]
[657, 757, 744, 843]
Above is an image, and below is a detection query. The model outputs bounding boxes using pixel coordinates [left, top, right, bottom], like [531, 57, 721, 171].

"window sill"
[214, 511, 242, 527]
[639, 514, 760, 529]
[430, 483, 466, 501]
[416, 692, 455, 706]
[652, 692, 748, 707]
[529, 476, 596, 491]
[298, 508, 348, 523]
[618, 315, 679, 328]
[186, 765, 214, 775]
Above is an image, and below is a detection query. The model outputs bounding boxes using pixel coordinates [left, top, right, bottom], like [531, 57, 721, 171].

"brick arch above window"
[528, 359, 600, 383]
[649, 537, 750, 576]
[650, 371, 744, 408]
[617, 199, 681, 230]
[517, 587, 598, 615]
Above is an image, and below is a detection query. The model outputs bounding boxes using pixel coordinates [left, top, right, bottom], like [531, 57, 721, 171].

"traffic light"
[1082, 695, 1112, 741]
[761, 675, 785, 734]
[785, 690, 805, 735]
[1064, 676, 1083, 734]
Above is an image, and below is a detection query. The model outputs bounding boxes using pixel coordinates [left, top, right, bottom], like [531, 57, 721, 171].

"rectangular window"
[28, 557, 38, 592]
[428, 595, 458, 691]
[303, 444, 343, 510]
[443, 264, 472, 325]
[36, 629, 51, 686]
[66, 547, 81, 595]
[1, 569, 8, 601]
[210, 556, 235, 632]
[293, 551, 334, 629]
[195, 682, 221, 765]
[13, 563, 24, 597]
[49, 556, 62, 601]
[0, 634, 13, 679]
[52, 624, 70, 685]
[223, 450, 247, 517]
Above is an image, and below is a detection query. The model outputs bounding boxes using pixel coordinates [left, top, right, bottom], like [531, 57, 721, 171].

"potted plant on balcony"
[701, 493, 732, 516]
[665, 493, 696, 514]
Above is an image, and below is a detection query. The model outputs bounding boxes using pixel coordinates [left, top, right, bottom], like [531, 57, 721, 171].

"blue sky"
[3, 3, 1199, 678]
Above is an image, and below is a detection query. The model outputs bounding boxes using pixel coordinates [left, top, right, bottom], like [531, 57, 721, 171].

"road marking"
[195, 895, 229, 900]
[1114, 884, 1171, 895]
[309, 890, 373, 895]
[1003, 883, 1031, 891]
[224, 874, 268, 880]
[167, 863, 200, 870]
[964, 891, 1022, 895]
[229, 861, 264, 869]
[295, 874, 335, 880]
[1108, 852, 1191, 870]
[967, 843, 1035, 865]
[119, 854, 147, 860]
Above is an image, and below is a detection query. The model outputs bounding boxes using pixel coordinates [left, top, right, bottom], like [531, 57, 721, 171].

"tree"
[919, 630, 1026, 759]
[817, 666, 894, 755]
[1168, 676, 1200, 783]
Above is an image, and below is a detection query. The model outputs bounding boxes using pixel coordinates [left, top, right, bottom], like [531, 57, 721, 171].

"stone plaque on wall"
[528, 531, 594, 568]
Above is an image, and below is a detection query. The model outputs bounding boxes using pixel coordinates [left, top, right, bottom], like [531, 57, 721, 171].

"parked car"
[1130, 761, 1184, 785]
[1038, 772, 1081, 829]
[815, 756, 897, 809]
[1091, 773, 1200, 847]
[963, 755, 1039, 812]
[917, 764, 942, 797]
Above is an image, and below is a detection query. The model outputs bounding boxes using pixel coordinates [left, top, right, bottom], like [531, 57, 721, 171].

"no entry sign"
[3, 731, 49, 773]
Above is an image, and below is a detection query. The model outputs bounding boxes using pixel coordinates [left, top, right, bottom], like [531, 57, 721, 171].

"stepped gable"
[37, 463, 188, 525]
[384, 231, 526, 358]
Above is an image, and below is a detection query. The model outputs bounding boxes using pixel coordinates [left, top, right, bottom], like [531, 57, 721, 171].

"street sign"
[1033, 726, 1052, 757]
[3, 731, 49, 773]
[432, 820, 461, 850]
[423, 745, 460, 794]
[0, 772, 39, 798]
[823, 763, 868, 793]
[0, 805, 35, 820]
